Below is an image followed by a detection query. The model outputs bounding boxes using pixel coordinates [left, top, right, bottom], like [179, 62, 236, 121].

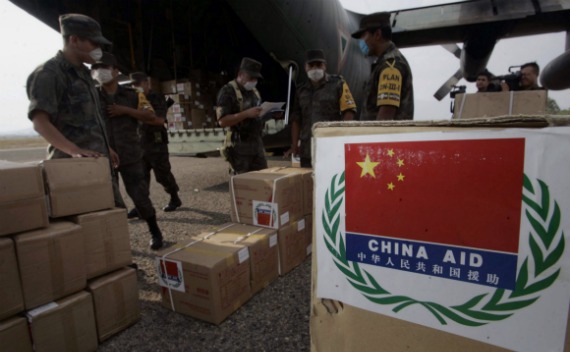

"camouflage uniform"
[140, 91, 179, 195]
[362, 42, 414, 121]
[216, 80, 267, 174]
[26, 51, 126, 207]
[291, 74, 357, 165]
[98, 85, 156, 220]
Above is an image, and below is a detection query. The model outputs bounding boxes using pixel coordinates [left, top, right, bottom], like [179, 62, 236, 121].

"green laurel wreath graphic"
[322, 172, 565, 326]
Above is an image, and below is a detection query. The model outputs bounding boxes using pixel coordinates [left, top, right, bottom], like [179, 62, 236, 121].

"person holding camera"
[501, 62, 544, 91]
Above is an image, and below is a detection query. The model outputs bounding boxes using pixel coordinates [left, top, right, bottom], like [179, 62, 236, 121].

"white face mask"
[91, 68, 114, 85]
[89, 47, 103, 61]
[307, 69, 325, 82]
[243, 81, 257, 91]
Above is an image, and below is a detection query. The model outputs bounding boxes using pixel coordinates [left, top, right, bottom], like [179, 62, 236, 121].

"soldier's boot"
[163, 193, 182, 212]
[146, 216, 164, 250]
[127, 208, 139, 219]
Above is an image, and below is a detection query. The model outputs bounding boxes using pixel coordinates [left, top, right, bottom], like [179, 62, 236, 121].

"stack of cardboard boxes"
[0, 158, 140, 350]
[156, 167, 314, 324]
[161, 71, 226, 131]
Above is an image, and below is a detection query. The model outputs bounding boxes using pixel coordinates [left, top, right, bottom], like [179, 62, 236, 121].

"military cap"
[59, 13, 112, 46]
[92, 52, 118, 68]
[239, 57, 263, 79]
[306, 49, 326, 63]
[351, 12, 391, 39]
[129, 72, 148, 83]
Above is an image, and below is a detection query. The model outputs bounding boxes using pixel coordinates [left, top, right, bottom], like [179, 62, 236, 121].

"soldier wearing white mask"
[26, 13, 125, 208]
[285, 49, 357, 167]
[216, 57, 267, 174]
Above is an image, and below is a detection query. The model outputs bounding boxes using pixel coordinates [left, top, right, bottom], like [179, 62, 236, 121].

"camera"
[494, 66, 522, 91]
[449, 85, 466, 113]
[449, 85, 466, 98]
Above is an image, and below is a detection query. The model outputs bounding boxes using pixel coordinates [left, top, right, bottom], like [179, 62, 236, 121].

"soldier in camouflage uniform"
[352, 12, 414, 121]
[286, 49, 357, 168]
[216, 58, 267, 174]
[92, 53, 165, 250]
[26, 13, 125, 208]
[128, 72, 181, 218]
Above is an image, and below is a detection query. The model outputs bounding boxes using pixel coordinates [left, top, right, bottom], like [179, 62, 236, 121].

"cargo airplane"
[10, 0, 570, 154]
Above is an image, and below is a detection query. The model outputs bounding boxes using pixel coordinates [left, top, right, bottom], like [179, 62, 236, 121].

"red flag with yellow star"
[344, 139, 525, 253]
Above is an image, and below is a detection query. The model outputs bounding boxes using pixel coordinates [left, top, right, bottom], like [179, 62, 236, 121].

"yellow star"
[387, 149, 395, 157]
[397, 173, 405, 182]
[387, 182, 395, 191]
[397, 158, 405, 167]
[356, 154, 380, 178]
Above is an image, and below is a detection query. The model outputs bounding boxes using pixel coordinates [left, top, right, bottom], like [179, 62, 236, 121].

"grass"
[0, 136, 48, 150]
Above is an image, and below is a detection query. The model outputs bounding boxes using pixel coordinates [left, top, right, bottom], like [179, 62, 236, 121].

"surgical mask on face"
[243, 81, 257, 91]
[134, 86, 144, 93]
[359, 40, 369, 56]
[91, 68, 113, 85]
[89, 47, 103, 61]
[307, 69, 325, 82]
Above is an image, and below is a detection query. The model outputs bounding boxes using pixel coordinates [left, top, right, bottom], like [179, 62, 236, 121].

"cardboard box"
[262, 167, 313, 216]
[0, 161, 48, 236]
[70, 209, 132, 280]
[41, 158, 114, 218]
[230, 170, 304, 229]
[197, 223, 279, 295]
[156, 238, 251, 324]
[310, 117, 570, 352]
[0, 238, 24, 321]
[27, 291, 98, 352]
[0, 316, 33, 352]
[87, 268, 140, 342]
[278, 218, 308, 275]
[14, 221, 85, 309]
[452, 91, 547, 119]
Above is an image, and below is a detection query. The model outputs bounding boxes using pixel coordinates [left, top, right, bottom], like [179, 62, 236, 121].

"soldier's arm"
[339, 79, 357, 121]
[216, 87, 261, 127]
[375, 59, 402, 120]
[376, 105, 398, 120]
[31, 111, 103, 157]
[107, 104, 157, 123]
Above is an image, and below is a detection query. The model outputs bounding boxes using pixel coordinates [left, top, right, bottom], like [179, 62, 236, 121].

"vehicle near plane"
[10, 0, 570, 154]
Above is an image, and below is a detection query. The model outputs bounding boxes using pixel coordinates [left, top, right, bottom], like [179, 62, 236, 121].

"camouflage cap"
[306, 49, 326, 63]
[91, 52, 118, 68]
[351, 12, 391, 39]
[129, 72, 148, 83]
[239, 57, 263, 79]
[59, 13, 112, 46]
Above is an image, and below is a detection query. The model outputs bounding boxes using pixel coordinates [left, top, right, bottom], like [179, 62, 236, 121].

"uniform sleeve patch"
[137, 92, 155, 112]
[377, 62, 402, 108]
[339, 81, 357, 111]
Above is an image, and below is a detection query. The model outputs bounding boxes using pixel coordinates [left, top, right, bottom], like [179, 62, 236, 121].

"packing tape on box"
[457, 93, 467, 119]
[232, 228, 264, 245]
[159, 223, 235, 312]
[230, 173, 290, 228]
[509, 91, 514, 115]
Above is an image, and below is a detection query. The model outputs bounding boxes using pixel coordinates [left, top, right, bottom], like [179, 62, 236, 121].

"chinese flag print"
[344, 138, 525, 254]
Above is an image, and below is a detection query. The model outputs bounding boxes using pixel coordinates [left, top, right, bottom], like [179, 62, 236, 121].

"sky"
[0, 0, 568, 134]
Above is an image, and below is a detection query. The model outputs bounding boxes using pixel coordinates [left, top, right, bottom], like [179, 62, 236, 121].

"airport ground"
[1, 143, 311, 351]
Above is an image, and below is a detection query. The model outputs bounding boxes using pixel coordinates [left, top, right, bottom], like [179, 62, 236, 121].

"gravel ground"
[98, 155, 311, 352]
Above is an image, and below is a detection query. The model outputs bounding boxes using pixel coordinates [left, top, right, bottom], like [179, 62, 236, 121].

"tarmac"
[3, 148, 311, 351]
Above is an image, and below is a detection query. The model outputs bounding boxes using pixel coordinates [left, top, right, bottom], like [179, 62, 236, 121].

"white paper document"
[259, 102, 285, 117]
